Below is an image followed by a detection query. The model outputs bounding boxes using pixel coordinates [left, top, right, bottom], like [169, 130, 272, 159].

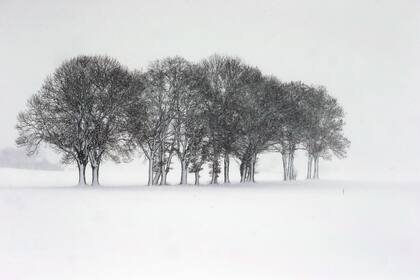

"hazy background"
[1, 0, 419, 181]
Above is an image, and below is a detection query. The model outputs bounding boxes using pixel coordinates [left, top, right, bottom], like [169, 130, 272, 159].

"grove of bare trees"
[16, 54, 350, 186]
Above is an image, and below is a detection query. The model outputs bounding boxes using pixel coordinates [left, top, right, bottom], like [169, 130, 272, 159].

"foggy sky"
[1, 0, 419, 180]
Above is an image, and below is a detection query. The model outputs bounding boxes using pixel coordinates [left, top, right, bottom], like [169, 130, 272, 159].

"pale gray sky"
[1, 0, 419, 180]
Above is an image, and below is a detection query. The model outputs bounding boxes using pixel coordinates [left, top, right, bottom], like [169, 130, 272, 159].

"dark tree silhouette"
[172, 64, 210, 184]
[84, 56, 137, 185]
[272, 81, 311, 180]
[302, 87, 350, 179]
[200, 55, 252, 184]
[234, 75, 290, 182]
[125, 70, 170, 186]
[16, 55, 133, 185]
[17, 53, 350, 186]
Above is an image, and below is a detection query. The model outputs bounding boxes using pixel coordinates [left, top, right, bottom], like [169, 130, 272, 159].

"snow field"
[0, 172, 419, 279]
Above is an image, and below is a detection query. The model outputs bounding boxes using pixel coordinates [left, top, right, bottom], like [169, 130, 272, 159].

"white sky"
[1, 0, 419, 181]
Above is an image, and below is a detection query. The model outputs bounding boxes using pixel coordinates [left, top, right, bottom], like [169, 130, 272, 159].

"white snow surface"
[1, 165, 420, 280]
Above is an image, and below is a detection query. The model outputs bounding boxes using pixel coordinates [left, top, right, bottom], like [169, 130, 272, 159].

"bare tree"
[128, 57, 195, 185]
[235, 75, 289, 182]
[172, 64, 209, 184]
[303, 87, 350, 179]
[272, 81, 312, 180]
[188, 138, 210, 185]
[85, 56, 138, 185]
[125, 72, 169, 186]
[16, 55, 135, 185]
[17, 53, 350, 186]
[16, 56, 94, 185]
[146, 57, 197, 185]
[200, 55, 252, 184]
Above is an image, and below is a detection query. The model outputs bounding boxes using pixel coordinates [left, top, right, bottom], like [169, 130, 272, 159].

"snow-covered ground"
[1, 164, 419, 280]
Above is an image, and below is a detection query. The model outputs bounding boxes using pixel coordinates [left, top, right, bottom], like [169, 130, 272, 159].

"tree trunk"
[313, 157, 319, 179]
[248, 153, 256, 183]
[159, 148, 165, 185]
[194, 171, 200, 185]
[240, 161, 245, 183]
[287, 152, 295, 180]
[248, 163, 253, 182]
[153, 171, 161, 185]
[160, 171, 167, 185]
[77, 161, 87, 186]
[180, 160, 188, 185]
[91, 164, 100, 186]
[223, 153, 230, 183]
[312, 156, 317, 179]
[281, 152, 288, 181]
[153, 154, 161, 185]
[246, 164, 251, 182]
[147, 157, 154, 186]
[306, 155, 312, 179]
[88, 150, 101, 186]
[210, 159, 219, 184]
[252, 154, 257, 182]
[210, 170, 216, 184]
[160, 152, 173, 185]
[317, 159, 320, 179]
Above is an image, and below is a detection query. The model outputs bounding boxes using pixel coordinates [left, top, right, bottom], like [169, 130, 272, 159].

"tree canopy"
[16, 54, 349, 185]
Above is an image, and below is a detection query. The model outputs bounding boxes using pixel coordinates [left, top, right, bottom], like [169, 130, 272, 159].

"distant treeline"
[16, 55, 349, 186]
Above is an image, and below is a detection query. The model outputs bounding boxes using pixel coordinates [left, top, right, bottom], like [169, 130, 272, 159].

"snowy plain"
[1, 155, 419, 280]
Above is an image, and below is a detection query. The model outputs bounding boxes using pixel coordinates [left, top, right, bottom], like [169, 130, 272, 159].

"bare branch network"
[16, 54, 350, 186]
